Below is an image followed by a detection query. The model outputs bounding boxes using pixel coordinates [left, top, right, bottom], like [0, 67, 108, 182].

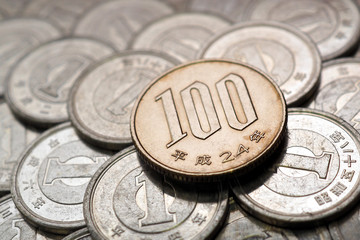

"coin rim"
[84, 145, 229, 240]
[11, 122, 87, 234]
[231, 107, 360, 227]
[4, 37, 115, 129]
[198, 20, 322, 107]
[62, 227, 91, 240]
[68, 50, 181, 150]
[130, 59, 287, 181]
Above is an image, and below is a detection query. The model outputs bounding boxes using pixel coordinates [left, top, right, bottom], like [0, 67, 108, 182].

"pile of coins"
[1, 0, 360, 239]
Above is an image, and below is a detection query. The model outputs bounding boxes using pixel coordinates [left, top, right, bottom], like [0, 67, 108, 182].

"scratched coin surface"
[84, 146, 228, 239]
[131, 60, 286, 181]
[307, 58, 360, 132]
[63, 228, 92, 240]
[73, 0, 174, 51]
[21, 0, 100, 35]
[0, 18, 61, 97]
[231, 108, 360, 226]
[0, 101, 39, 192]
[69, 51, 179, 150]
[0, 195, 64, 240]
[131, 13, 230, 62]
[329, 201, 360, 239]
[6, 38, 114, 128]
[199, 21, 321, 107]
[242, 0, 360, 61]
[216, 198, 331, 239]
[11, 123, 114, 234]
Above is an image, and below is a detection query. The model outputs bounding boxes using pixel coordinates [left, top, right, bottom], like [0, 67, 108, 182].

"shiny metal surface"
[0, 101, 39, 192]
[307, 58, 360, 132]
[199, 21, 321, 106]
[69, 51, 179, 150]
[63, 228, 92, 240]
[0, 18, 61, 97]
[232, 108, 360, 226]
[11, 123, 114, 234]
[131, 13, 230, 62]
[131, 59, 286, 181]
[73, 0, 174, 51]
[0, 195, 64, 239]
[6, 38, 114, 128]
[84, 146, 228, 240]
[243, 0, 360, 61]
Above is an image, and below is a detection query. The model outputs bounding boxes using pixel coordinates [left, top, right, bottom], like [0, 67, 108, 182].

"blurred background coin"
[306, 58, 360, 132]
[131, 13, 230, 62]
[6, 38, 114, 128]
[84, 146, 228, 239]
[0, 101, 39, 193]
[63, 228, 92, 240]
[232, 108, 360, 226]
[69, 51, 179, 150]
[242, 0, 360, 61]
[188, 0, 252, 23]
[0, 18, 61, 97]
[0, 0, 29, 18]
[73, 0, 174, 51]
[21, 0, 101, 35]
[0, 195, 64, 239]
[199, 21, 321, 106]
[11, 123, 114, 234]
[131, 59, 286, 181]
[216, 197, 331, 239]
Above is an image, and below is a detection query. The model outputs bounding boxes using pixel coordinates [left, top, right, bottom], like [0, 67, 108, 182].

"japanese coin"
[63, 228, 92, 240]
[84, 146, 228, 240]
[0, 195, 64, 239]
[6, 38, 114, 128]
[69, 51, 179, 150]
[216, 198, 331, 239]
[329, 202, 360, 239]
[73, 0, 174, 51]
[0, 101, 39, 192]
[11, 122, 114, 234]
[242, 0, 360, 61]
[131, 59, 286, 181]
[0, 18, 61, 97]
[21, 0, 100, 35]
[131, 13, 230, 62]
[188, 0, 252, 23]
[199, 21, 321, 107]
[307, 58, 360, 132]
[231, 108, 360, 226]
[0, 0, 29, 18]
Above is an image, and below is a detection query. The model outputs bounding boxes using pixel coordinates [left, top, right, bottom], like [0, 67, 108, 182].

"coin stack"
[1, 0, 360, 239]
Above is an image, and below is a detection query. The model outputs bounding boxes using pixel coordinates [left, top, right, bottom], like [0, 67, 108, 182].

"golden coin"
[131, 59, 286, 181]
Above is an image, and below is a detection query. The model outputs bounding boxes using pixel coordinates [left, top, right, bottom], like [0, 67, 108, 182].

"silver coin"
[6, 38, 114, 128]
[216, 198, 331, 239]
[231, 108, 360, 226]
[0, 18, 61, 97]
[188, 0, 252, 22]
[243, 0, 360, 61]
[0, 0, 29, 17]
[69, 51, 179, 150]
[131, 12, 230, 62]
[199, 21, 321, 107]
[84, 146, 228, 239]
[21, 0, 101, 35]
[0, 101, 39, 192]
[0, 194, 64, 239]
[329, 202, 360, 239]
[307, 58, 360, 132]
[73, 0, 174, 51]
[11, 122, 114, 234]
[63, 228, 92, 240]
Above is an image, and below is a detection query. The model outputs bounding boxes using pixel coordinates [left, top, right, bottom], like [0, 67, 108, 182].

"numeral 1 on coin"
[156, 73, 257, 148]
